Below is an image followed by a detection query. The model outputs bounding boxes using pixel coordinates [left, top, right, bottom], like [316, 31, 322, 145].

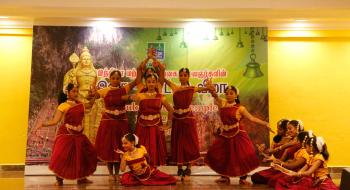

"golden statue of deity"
[64, 47, 103, 143]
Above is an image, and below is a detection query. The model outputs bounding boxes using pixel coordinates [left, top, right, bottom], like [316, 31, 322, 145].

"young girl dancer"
[93, 70, 137, 182]
[165, 68, 211, 180]
[274, 136, 339, 190]
[206, 85, 274, 185]
[39, 83, 97, 185]
[131, 73, 173, 166]
[273, 120, 305, 161]
[118, 133, 177, 186]
[266, 119, 291, 158]
[256, 119, 290, 163]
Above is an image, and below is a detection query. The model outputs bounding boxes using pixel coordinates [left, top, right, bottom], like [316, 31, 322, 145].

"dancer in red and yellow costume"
[165, 68, 211, 180]
[92, 70, 137, 182]
[119, 133, 177, 186]
[38, 83, 97, 185]
[131, 73, 173, 166]
[206, 85, 274, 185]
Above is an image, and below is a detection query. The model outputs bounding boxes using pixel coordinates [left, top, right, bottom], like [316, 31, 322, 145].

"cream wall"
[0, 29, 32, 164]
[0, 29, 349, 166]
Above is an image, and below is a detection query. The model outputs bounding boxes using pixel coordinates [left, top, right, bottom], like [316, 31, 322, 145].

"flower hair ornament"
[316, 136, 325, 152]
[133, 134, 139, 146]
[308, 130, 313, 138]
[63, 84, 69, 95]
[310, 137, 315, 155]
[297, 119, 304, 131]
[277, 118, 289, 126]
[303, 130, 313, 147]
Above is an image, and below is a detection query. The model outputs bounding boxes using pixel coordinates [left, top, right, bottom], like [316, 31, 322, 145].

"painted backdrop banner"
[26, 26, 269, 165]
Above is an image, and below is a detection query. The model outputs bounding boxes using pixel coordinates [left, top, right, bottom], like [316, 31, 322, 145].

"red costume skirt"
[135, 123, 167, 166]
[275, 176, 339, 190]
[120, 167, 177, 186]
[251, 168, 286, 187]
[205, 129, 259, 177]
[95, 114, 129, 162]
[171, 116, 200, 164]
[49, 131, 97, 180]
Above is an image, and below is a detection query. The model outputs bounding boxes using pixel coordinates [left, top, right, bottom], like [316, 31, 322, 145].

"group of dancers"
[38, 49, 338, 189]
[251, 119, 338, 189]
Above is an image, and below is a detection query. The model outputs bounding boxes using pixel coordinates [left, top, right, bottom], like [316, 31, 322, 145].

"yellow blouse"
[123, 146, 148, 172]
[294, 148, 310, 163]
[308, 153, 328, 178]
[57, 102, 72, 113]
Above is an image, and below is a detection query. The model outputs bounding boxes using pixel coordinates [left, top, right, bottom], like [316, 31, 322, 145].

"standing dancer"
[131, 73, 173, 166]
[206, 85, 274, 185]
[38, 83, 97, 185]
[118, 133, 177, 186]
[93, 70, 137, 182]
[165, 68, 211, 181]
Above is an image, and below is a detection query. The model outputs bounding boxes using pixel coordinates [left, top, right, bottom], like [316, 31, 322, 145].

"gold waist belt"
[65, 123, 83, 132]
[140, 114, 160, 120]
[174, 107, 191, 114]
[220, 123, 239, 131]
[105, 109, 126, 116]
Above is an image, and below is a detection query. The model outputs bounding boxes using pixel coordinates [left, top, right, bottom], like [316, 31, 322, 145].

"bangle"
[297, 172, 302, 177]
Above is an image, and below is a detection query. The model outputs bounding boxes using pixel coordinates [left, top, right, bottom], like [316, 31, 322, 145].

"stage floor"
[0, 170, 341, 190]
[25, 175, 275, 190]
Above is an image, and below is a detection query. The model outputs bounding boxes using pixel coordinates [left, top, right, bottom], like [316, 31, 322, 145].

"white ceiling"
[1, 0, 350, 29]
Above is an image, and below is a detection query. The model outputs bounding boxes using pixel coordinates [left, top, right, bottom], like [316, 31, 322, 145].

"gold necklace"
[145, 91, 157, 96]
[110, 86, 120, 89]
[226, 101, 236, 107]
[66, 100, 76, 104]
[128, 147, 138, 156]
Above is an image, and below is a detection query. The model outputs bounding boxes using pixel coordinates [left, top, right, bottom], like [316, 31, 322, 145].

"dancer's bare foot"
[239, 179, 252, 186]
[181, 168, 191, 182]
[54, 177, 63, 186]
[182, 175, 191, 181]
[114, 174, 119, 182]
[215, 176, 230, 184]
[77, 178, 93, 185]
[54, 180, 63, 186]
